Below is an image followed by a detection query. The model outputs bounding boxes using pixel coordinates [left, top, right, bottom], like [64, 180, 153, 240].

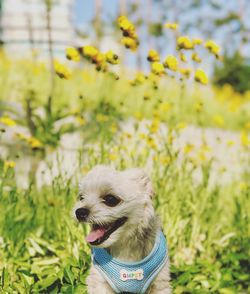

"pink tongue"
[86, 228, 106, 243]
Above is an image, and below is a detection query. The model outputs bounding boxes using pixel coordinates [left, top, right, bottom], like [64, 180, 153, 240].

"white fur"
[73, 165, 171, 293]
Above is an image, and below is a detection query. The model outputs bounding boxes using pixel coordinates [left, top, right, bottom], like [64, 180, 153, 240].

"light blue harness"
[92, 231, 168, 293]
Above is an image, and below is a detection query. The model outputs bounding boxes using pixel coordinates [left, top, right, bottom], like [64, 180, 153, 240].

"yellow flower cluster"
[147, 50, 160, 62]
[105, 50, 119, 65]
[192, 52, 202, 63]
[65, 47, 80, 62]
[165, 23, 178, 30]
[79, 46, 119, 71]
[193, 38, 203, 45]
[163, 55, 178, 71]
[180, 52, 187, 62]
[81, 45, 106, 71]
[147, 49, 166, 76]
[205, 40, 220, 57]
[54, 60, 72, 79]
[117, 16, 139, 51]
[4, 160, 16, 170]
[177, 36, 194, 50]
[27, 137, 43, 149]
[151, 62, 165, 76]
[179, 68, 191, 77]
[131, 72, 147, 86]
[61, 20, 219, 90]
[194, 69, 208, 85]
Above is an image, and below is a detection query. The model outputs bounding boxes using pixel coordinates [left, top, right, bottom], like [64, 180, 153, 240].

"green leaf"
[61, 285, 75, 294]
[33, 257, 60, 266]
[64, 265, 75, 285]
[37, 275, 58, 289]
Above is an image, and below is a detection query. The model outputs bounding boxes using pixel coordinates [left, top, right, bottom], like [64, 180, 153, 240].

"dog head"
[73, 165, 155, 248]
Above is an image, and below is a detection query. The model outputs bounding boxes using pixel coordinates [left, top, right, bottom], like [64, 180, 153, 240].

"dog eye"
[102, 194, 121, 207]
[79, 194, 84, 201]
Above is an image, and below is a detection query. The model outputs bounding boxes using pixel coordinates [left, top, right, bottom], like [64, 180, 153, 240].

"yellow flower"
[132, 73, 147, 85]
[117, 15, 128, 26]
[93, 52, 105, 65]
[229, 99, 241, 112]
[227, 140, 235, 146]
[105, 50, 119, 65]
[153, 109, 160, 118]
[146, 137, 157, 149]
[193, 38, 203, 45]
[204, 40, 220, 56]
[239, 182, 248, 191]
[183, 143, 194, 154]
[168, 131, 174, 145]
[244, 122, 250, 130]
[124, 132, 132, 139]
[27, 137, 43, 149]
[240, 131, 250, 147]
[151, 62, 165, 75]
[179, 52, 187, 62]
[54, 60, 72, 79]
[149, 118, 160, 133]
[179, 68, 191, 77]
[0, 115, 16, 127]
[192, 52, 202, 63]
[96, 114, 109, 123]
[117, 16, 136, 37]
[109, 153, 117, 161]
[194, 69, 208, 85]
[147, 49, 160, 62]
[165, 23, 178, 30]
[121, 37, 138, 51]
[65, 47, 80, 62]
[4, 160, 16, 170]
[117, 15, 138, 46]
[176, 122, 187, 130]
[82, 45, 99, 58]
[110, 123, 118, 134]
[195, 102, 203, 112]
[139, 133, 146, 140]
[213, 115, 224, 127]
[177, 36, 194, 50]
[160, 156, 171, 165]
[159, 102, 171, 112]
[198, 151, 206, 161]
[201, 143, 211, 153]
[75, 116, 86, 126]
[163, 55, 178, 71]
[134, 111, 143, 120]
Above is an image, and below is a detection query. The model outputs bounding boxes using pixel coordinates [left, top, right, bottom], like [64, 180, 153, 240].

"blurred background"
[1, 0, 250, 67]
[0, 1, 249, 293]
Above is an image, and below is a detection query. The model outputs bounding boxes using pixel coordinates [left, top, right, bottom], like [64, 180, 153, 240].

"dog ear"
[126, 168, 155, 199]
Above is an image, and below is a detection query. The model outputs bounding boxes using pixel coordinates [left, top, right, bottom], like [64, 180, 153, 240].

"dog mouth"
[86, 217, 128, 246]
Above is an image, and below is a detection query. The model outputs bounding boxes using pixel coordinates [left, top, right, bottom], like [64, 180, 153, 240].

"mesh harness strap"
[92, 231, 168, 294]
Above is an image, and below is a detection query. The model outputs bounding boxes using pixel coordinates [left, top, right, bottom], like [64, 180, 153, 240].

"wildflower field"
[0, 13, 250, 294]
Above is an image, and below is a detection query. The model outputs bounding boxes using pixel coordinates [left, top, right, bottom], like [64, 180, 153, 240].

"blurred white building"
[0, 0, 76, 57]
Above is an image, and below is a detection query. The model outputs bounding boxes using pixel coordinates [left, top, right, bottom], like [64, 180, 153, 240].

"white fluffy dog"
[74, 165, 171, 294]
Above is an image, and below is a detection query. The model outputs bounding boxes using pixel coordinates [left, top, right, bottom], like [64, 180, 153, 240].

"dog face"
[73, 165, 155, 248]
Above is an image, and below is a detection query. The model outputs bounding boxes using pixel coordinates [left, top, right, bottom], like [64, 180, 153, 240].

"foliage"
[213, 52, 250, 94]
[0, 130, 249, 292]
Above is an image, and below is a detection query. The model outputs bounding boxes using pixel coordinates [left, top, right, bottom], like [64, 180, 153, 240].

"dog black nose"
[75, 208, 90, 221]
